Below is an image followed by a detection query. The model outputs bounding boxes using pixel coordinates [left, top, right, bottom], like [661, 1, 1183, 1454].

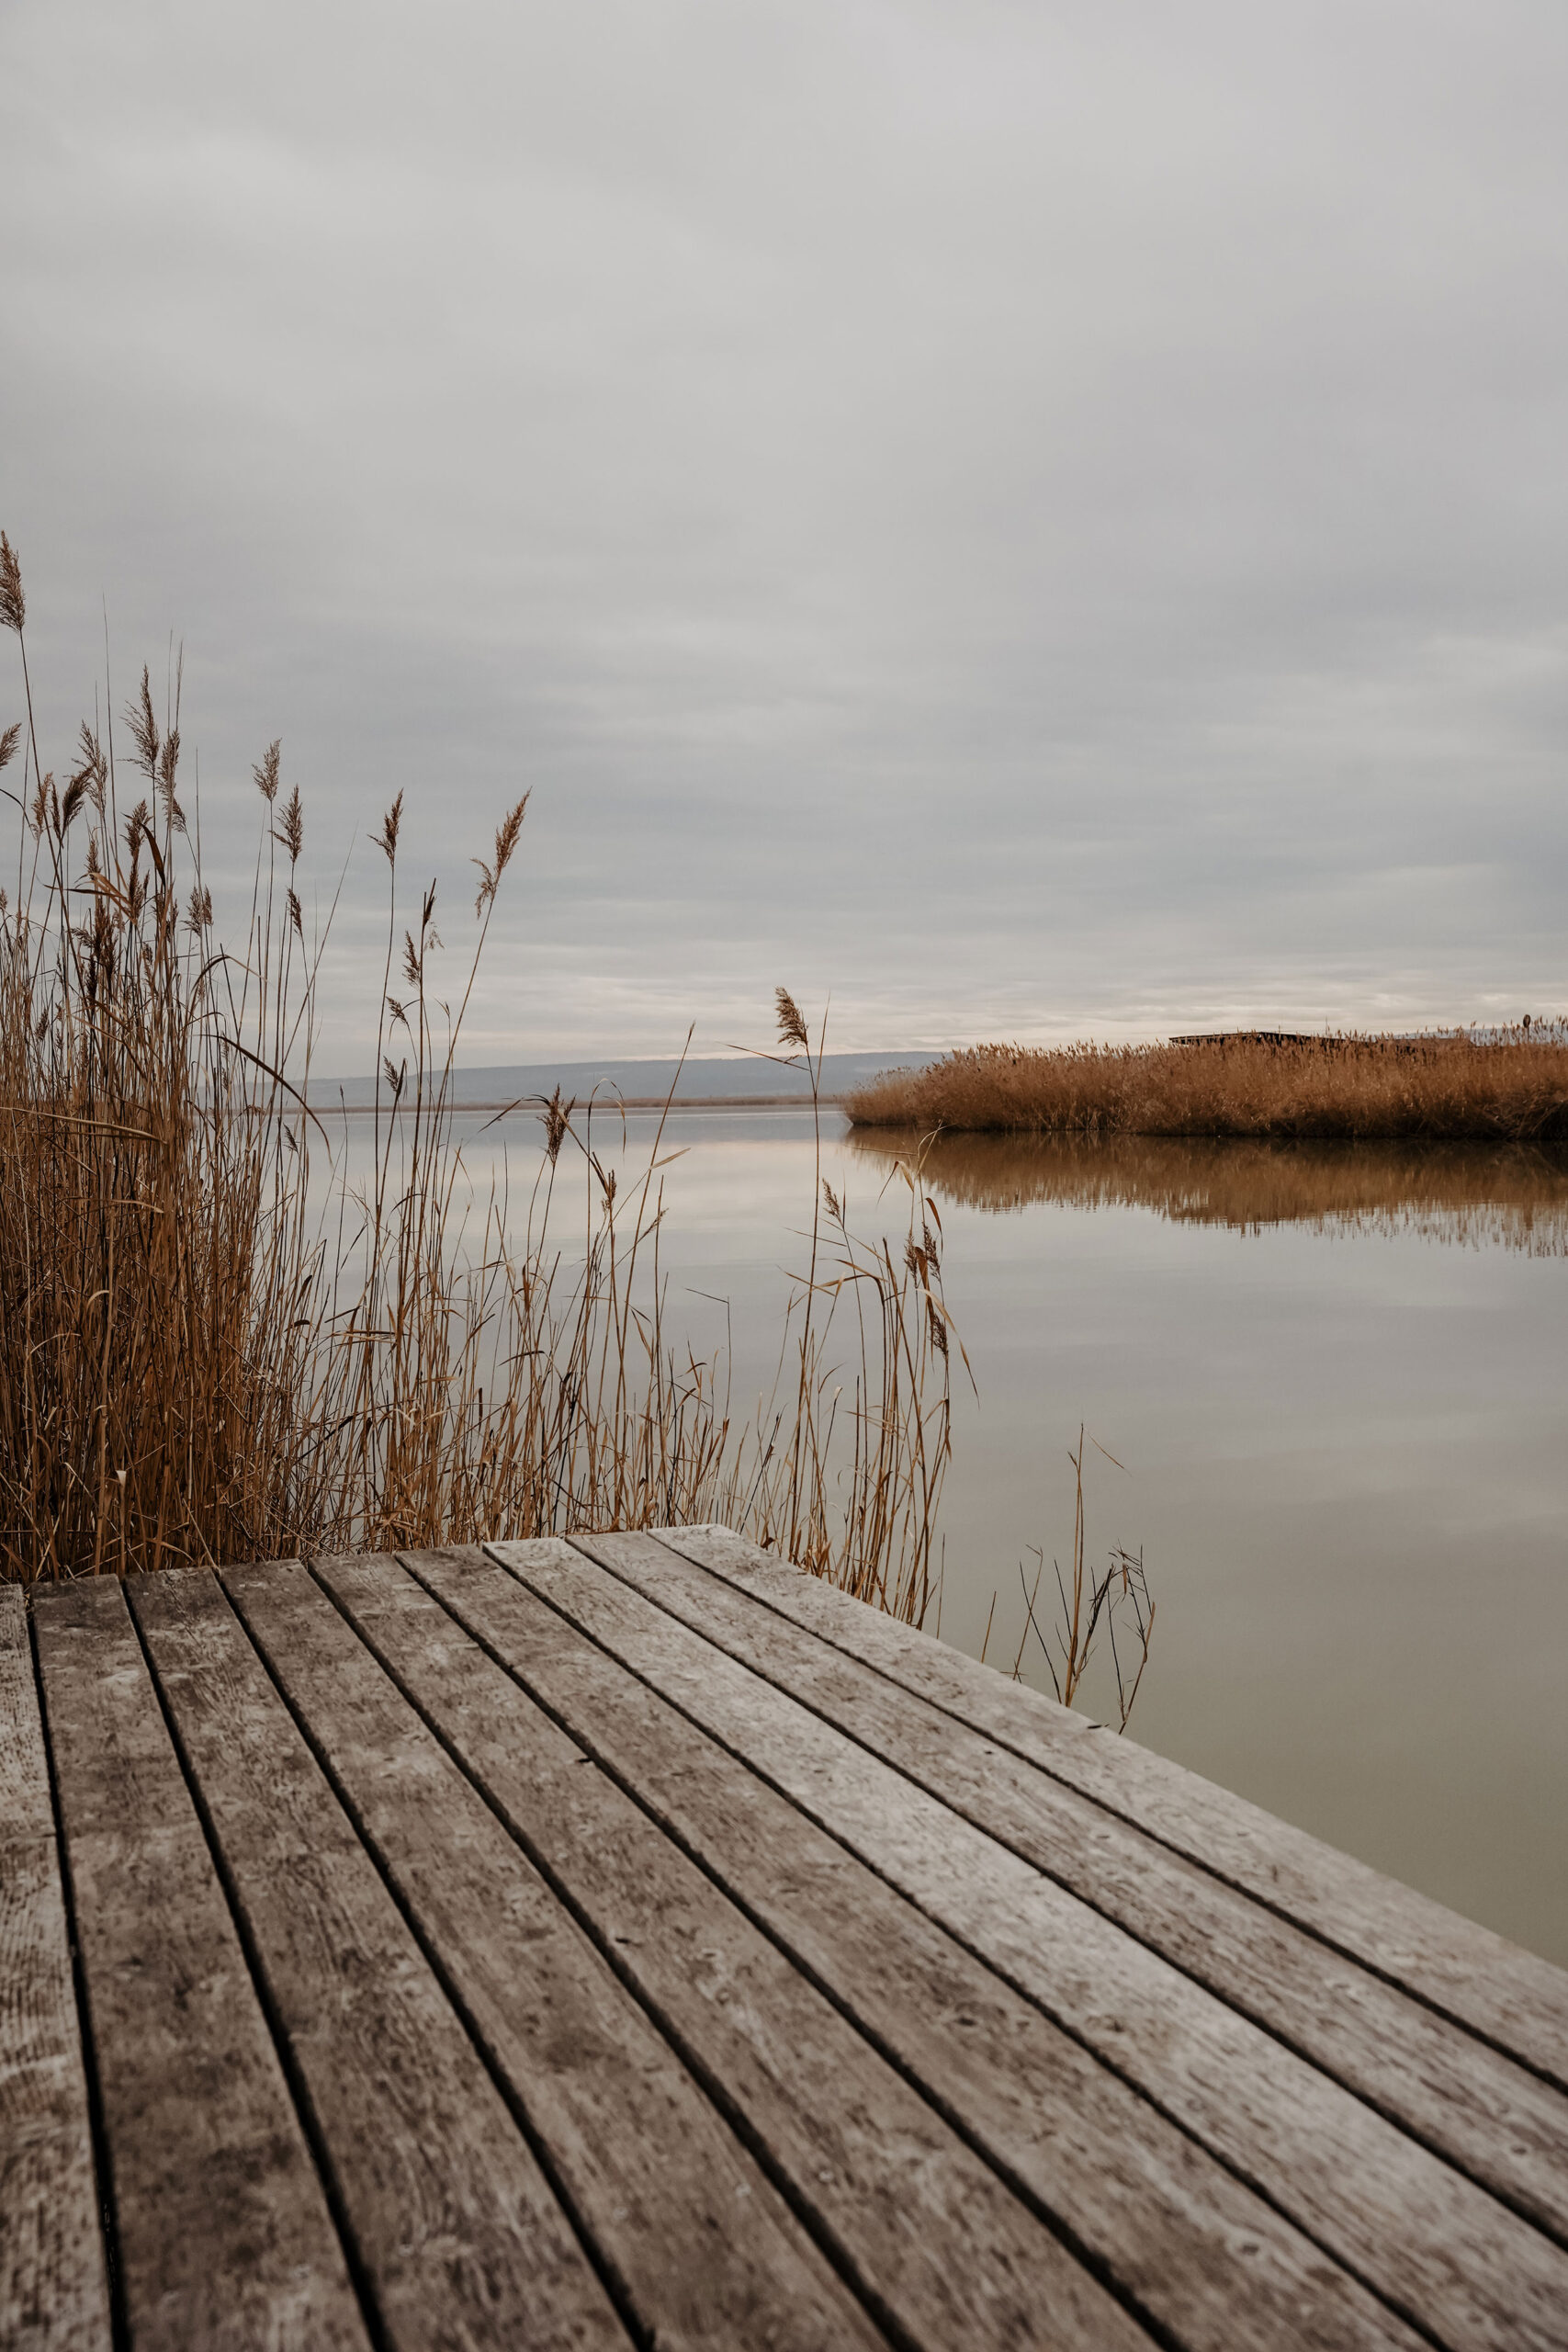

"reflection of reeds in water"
[848, 1128, 1568, 1252]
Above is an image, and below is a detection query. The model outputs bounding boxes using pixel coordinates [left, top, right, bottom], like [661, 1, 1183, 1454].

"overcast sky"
[5, 0, 1566, 1063]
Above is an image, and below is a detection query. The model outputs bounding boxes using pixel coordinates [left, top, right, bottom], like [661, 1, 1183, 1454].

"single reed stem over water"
[1008, 1427, 1154, 1734]
[0, 540, 957, 1609]
[847, 1031, 1568, 1141]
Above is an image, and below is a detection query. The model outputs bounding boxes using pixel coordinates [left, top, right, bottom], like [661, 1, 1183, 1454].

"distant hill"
[309, 1050, 940, 1111]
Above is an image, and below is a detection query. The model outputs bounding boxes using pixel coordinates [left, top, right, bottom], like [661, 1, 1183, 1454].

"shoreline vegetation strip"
[844, 1030, 1568, 1142]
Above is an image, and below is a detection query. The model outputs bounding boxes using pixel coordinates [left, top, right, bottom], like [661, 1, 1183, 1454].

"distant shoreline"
[306, 1093, 853, 1114]
[302, 1049, 933, 1118]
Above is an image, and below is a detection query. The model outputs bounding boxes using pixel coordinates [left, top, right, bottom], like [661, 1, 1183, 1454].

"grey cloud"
[4, 0, 1565, 1061]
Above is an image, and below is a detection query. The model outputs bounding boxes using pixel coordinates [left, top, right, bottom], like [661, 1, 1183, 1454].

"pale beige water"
[332, 1104, 1568, 1964]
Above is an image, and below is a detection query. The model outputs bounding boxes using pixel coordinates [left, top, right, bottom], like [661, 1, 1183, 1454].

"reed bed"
[0, 538, 958, 1612]
[845, 1030, 1568, 1142]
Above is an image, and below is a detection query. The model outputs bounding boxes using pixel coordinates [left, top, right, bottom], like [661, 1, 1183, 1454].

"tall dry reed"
[1, 538, 958, 1611]
[1005, 1428, 1154, 1733]
[845, 1030, 1568, 1141]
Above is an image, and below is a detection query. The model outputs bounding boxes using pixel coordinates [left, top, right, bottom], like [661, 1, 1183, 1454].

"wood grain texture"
[221, 1553, 888, 2352]
[524, 1532, 1568, 2352]
[657, 1522, 1568, 2086]
[396, 1545, 1426, 2352]
[628, 1531, 1568, 2241]
[0, 1586, 111, 2352]
[319, 1546, 1154, 2352]
[20, 1535, 1563, 2352]
[127, 1567, 628, 2352]
[30, 1576, 368, 2352]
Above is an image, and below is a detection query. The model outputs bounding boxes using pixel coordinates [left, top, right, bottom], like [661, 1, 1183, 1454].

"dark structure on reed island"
[1168, 1029, 1474, 1052]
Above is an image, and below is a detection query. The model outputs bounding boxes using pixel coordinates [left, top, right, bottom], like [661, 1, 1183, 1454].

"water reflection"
[847, 1129, 1568, 1250]
[320, 1106, 1568, 1960]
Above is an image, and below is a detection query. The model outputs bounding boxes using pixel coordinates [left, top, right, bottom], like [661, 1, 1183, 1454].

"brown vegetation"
[999, 1427, 1154, 1734]
[844, 1029, 1568, 1141]
[0, 537, 957, 1609]
[848, 1128, 1568, 1251]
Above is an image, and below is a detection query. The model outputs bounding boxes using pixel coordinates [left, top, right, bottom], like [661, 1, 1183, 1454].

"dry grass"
[1, 538, 958, 1611]
[998, 1428, 1154, 1733]
[845, 1030, 1568, 1141]
[848, 1127, 1568, 1250]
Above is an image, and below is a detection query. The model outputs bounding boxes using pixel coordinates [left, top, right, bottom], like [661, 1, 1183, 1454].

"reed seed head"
[254, 740, 282, 802]
[0, 533, 24, 634]
[69, 723, 107, 812]
[473, 794, 528, 915]
[125, 668, 160, 779]
[59, 773, 88, 833]
[542, 1085, 572, 1163]
[775, 987, 809, 1050]
[271, 784, 303, 865]
[373, 790, 403, 864]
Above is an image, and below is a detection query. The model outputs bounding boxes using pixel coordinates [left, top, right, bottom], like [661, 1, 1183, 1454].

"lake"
[378, 1104, 1568, 1965]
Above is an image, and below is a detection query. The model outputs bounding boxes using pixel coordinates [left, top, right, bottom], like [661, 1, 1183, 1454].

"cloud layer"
[5, 0, 1566, 1059]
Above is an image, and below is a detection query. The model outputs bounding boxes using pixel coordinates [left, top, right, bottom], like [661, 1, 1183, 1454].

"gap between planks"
[489, 1531, 1568, 2352]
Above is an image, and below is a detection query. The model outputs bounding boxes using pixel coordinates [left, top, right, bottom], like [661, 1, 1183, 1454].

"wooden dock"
[6, 1529, 1568, 2350]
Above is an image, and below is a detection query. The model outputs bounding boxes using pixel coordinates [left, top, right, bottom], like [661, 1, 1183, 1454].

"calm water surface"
[422, 1106, 1568, 1963]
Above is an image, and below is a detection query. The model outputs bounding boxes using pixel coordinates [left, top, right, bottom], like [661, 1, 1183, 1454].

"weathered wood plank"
[515, 1532, 1568, 2352]
[401, 1544, 1427, 2352]
[620, 1532, 1568, 2238]
[318, 1546, 1156, 2352]
[30, 1577, 369, 2352]
[0, 1586, 111, 2352]
[221, 1554, 890, 2352]
[127, 1567, 630, 2352]
[657, 1522, 1568, 2086]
